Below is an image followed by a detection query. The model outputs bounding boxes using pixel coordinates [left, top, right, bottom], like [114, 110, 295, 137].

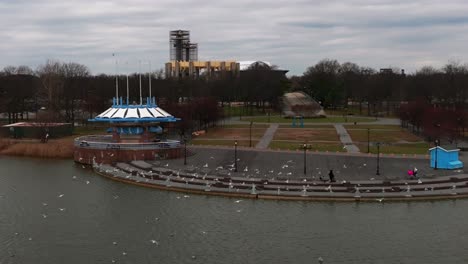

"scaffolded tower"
[169, 30, 198, 62]
[167, 30, 239, 79]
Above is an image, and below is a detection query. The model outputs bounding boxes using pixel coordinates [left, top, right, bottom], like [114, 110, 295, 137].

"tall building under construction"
[169, 30, 198, 62]
[166, 30, 240, 79]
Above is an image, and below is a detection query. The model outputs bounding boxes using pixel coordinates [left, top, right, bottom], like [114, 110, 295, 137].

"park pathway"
[334, 124, 360, 153]
[255, 124, 278, 149]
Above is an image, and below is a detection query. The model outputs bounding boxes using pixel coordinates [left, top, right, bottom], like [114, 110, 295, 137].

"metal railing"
[74, 135, 181, 150]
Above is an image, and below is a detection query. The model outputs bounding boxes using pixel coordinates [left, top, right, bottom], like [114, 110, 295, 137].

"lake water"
[1, 156, 468, 264]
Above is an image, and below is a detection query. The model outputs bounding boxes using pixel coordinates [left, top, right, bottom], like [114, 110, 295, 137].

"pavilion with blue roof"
[89, 96, 180, 143]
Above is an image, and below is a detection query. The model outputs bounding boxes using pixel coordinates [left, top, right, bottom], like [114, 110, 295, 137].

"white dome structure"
[238, 61, 272, 71]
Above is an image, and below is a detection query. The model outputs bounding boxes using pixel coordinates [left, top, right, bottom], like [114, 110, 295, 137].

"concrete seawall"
[93, 161, 468, 202]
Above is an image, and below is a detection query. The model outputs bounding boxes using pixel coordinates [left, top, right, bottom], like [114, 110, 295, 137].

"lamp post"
[367, 128, 370, 153]
[376, 142, 381, 175]
[303, 143, 307, 175]
[234, 140, 238, 172]
[183, 137, 187, 165]
[249, 121, 253, 147]
[434, 139, 439, 170]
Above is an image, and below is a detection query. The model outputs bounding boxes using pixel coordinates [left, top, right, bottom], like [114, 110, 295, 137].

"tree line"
[0, 60, 287, 132]
[291, 59, 468, 114]
[1, 59, 468, 139]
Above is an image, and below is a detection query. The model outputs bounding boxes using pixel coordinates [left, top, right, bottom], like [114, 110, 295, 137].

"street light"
[434, 139, 439, 170]
[376, 142, 381, 175]
[367, 128, 370, 153]
[249, 121, 253, 147]
[303, 143, 307, 175]
[183, 137, 187, 165]
[234, 140, 238, 172]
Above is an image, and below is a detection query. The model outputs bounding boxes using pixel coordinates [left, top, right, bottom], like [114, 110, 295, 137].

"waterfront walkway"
[92, 146, 468, 202]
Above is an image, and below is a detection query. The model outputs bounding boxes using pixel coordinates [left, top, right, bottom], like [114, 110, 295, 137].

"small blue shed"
[429, 146, 463, 169]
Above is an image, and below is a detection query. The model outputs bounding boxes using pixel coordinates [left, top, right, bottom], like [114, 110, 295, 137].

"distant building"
[165, 30, 287, 79]
[379, 68, 406, 75]
[169, 30, 198, 62]
[379, 68, 393, 74]
[165, 60, 240, 79]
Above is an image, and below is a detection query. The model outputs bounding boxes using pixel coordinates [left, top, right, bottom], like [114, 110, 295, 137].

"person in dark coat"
[328, 169, 336, 182]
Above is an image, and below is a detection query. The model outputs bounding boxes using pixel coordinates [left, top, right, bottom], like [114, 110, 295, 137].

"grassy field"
[191, 139, 258, 147]
[347, 129, 423, 143]
[242, 115, 375, 123]
[274, 128, 339, 141]
[325, 106, 398, 118]
[356, 142, 431, 155]
[191, 122, 430, 154]
[344, 124, 401, 130]
[193, 127, 267, 140]
[222, 124, 270, 128]
[278, 124, 334, 128]
[222, 106, 279, 117]
[269, 140, 345, 152]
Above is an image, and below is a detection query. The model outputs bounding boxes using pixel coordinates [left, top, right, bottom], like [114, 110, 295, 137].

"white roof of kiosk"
[89, 97, 179, 123]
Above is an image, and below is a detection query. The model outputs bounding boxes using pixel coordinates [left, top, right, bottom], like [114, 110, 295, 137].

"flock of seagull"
[4, 166, 251, 263]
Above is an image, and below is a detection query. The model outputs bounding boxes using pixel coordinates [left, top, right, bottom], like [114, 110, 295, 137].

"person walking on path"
[328, 169, 336, 182]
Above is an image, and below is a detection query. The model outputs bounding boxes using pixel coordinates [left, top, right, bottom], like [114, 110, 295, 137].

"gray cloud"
[1, 0, 468, 75]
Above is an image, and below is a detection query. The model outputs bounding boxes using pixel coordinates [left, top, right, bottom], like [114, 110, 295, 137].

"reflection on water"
[1, 156, 468, 264]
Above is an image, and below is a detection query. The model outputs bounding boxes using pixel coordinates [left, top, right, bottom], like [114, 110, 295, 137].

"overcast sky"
[1, 0, 468, 75]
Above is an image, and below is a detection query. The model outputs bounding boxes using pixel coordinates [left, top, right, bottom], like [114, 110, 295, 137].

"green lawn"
[278, 124, 334, 128]
[243, 115, 375, 123]
[274, 128, 339, 141]
[269, 140, 345, 152]
[222, 106, 279, 117]
[191, 139, 258, 147]
[326, 106, 398, 118]
[195, 127, 266, 140]
[356, 142, 431, 155]
[222, 124, 270, 128]
[344, 124, 401, 130]
[347, 129, 423, 143]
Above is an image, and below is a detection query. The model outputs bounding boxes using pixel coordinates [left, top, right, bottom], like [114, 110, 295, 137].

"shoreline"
[93, 161, 468, 203]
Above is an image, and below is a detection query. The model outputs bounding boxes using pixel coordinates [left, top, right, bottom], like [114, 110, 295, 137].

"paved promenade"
[255, 124, 278, 149]
[93, 146, 468, 201]
[160, 146, 463, 181]
[334, 124, 360, 153]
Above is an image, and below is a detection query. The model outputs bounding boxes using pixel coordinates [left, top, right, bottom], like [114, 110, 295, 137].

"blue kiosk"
[429, 146, 463, 169]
